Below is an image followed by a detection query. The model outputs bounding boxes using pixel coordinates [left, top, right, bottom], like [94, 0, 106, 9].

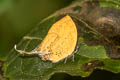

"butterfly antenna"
[14, 44, 36, 54]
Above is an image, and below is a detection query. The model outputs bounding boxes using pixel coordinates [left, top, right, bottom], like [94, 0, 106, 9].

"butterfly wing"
[38, 15, 77, 63]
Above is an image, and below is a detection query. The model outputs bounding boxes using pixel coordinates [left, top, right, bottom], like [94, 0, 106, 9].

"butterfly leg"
[64, 57, 68, 63]
[72, 54, 75, 62]
[74, 46, 79, 54]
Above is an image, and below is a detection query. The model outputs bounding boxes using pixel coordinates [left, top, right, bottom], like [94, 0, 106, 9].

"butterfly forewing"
[37, 15, 77, 63]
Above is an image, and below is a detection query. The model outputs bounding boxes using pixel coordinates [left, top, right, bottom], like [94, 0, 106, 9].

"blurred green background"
[0, 0, 73, 60]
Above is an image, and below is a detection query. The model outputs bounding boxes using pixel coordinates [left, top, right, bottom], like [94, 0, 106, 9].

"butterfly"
[15, 15, 78, 63]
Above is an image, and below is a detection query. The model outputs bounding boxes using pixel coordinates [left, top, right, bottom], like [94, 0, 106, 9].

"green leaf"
[78, 37, 107, 59]
[1, 15, 110, 80]
[3, 16, 92, 80]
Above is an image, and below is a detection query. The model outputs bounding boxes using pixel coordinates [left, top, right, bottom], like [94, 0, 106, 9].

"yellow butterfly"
[15, 15, 78, 63]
